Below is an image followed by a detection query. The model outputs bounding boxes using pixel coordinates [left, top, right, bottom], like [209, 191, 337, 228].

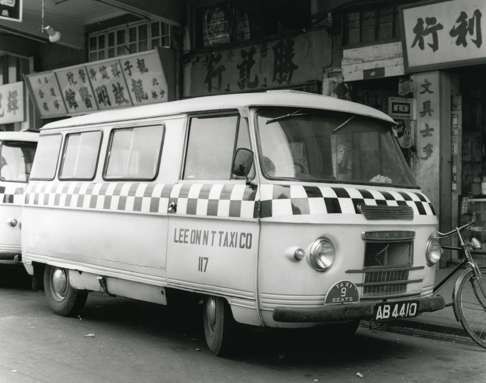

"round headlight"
[308, 237, 335, 272]
[426, 233, 442, 266]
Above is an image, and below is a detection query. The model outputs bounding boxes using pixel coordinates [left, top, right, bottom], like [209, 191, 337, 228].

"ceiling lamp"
[41, 0, 62, 43]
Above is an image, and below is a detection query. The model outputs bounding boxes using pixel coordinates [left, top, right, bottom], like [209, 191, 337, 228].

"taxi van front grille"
[346, 231, 424, 300]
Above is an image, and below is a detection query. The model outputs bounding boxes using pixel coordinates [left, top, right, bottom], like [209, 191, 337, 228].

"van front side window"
[184, 115, 239, 180]
[60, 131, 102, 180]
[30, 134, 62, 180]
[0, 141, 36, 182]
[105, 125, 164, 180]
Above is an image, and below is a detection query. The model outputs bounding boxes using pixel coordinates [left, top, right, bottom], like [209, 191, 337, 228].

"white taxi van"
[0, 132, 37, 265]
[22, 91, 444, 355]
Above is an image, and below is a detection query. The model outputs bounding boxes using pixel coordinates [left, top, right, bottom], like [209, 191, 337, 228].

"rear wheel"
[43, 265, 88, 316]
[202, 296, 236, 356]
[453, 268, 486, 349]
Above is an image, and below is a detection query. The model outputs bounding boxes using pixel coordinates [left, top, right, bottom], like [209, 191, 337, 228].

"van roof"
[0, 131, 38, 142]
[41, 91, 395, 130]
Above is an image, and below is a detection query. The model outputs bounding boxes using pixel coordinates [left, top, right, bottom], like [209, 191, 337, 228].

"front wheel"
[202, 296, 236, 356]
[453, 267, 486, 348]
[43, 265, 88, 316]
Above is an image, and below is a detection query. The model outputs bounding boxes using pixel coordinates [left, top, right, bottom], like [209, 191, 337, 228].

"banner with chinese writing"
[26, 49, 171, 119]
[402, 0, 486, 72]
[185, 29, 332, 97]
[0, 82, 24, 124]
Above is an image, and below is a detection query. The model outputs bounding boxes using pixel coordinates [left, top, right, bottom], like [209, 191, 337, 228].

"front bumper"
[273, 295, 445, 323]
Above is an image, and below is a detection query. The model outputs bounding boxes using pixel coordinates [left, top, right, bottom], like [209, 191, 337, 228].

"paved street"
[0, 266, 485, 383]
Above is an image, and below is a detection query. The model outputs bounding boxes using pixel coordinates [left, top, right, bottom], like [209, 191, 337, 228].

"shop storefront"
[0, 0, 182, 130]
[183, 0, 333, 97]
[400, 0, 486, 261]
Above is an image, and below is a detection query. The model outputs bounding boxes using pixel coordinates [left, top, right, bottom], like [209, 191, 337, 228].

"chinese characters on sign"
[0, 82, 24, 124]
[86, 60, 131, 110]
[402, 1, 486, 71]
[414, 72, 440, 207]
[187, 29, 331, 96]
[26, 49, 169, 119]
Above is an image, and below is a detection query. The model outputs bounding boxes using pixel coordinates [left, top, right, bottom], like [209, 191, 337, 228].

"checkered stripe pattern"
[25, 182, 258, 219]
[259, 185, 435, 218]
[25, 182, 434, 219]
[0, 183, 25, 205]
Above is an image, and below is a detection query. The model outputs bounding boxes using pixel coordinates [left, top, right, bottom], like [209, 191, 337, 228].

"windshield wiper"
[332, 116, 355, 133]
[265, 109, 308, 124]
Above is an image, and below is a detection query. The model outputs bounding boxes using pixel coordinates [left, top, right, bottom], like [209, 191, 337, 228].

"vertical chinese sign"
[401, 0, 486, 72]
[0, 82, 24, 124]
[414, 72, 440, 209]
[26, 49, 171, 119]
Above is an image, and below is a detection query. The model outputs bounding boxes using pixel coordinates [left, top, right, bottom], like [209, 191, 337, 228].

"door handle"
[168, 201, 177, 213]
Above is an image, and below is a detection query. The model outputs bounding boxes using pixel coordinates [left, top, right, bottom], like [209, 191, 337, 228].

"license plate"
[374, 300, 419, 321]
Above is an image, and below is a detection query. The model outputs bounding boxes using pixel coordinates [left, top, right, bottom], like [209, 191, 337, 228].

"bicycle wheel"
[453, 267, 486, 348]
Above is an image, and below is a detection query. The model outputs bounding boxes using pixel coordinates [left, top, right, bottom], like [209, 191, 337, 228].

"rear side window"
[0, 141, 37, 182]
[60, 131, 102, 180]
[104, 125, 164, 180]
[30, 134, 62, 180]
[184, 115, 239, 179]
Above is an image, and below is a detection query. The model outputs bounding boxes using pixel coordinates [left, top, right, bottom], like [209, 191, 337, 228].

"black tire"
[202, 296, 236, 356]
[43, 265, 88, 316]
[453, 268, 486, 349]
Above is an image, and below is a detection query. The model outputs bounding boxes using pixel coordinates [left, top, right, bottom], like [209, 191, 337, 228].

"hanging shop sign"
[388, 97, 413, 120]
[26, 49, 170, 119]
[342, 41, 405, 82]
[401, 0, 486, 72]
[0, 81, 24, 124]
[185, 29, 332, 97]
[0, 0, 22, 22]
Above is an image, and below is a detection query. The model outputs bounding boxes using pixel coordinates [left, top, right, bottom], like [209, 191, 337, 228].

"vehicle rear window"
[60, 131, 102, 180]
[30, 134, 62, 180]
[104, 125, 164, 180]
[0, 141, 37, 182]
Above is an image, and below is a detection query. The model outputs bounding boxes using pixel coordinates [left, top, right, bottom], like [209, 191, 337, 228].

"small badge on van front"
[325, 281, 359, 304]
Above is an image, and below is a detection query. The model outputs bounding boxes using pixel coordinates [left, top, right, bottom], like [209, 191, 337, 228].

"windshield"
[0, 141, 37, 182]
[256, 107, 416, 187]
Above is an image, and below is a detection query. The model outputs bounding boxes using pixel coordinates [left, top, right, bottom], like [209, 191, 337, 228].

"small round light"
[308, 237, 335, 272]
[426, 233, 442, 266]
[293, 247, 305, 261]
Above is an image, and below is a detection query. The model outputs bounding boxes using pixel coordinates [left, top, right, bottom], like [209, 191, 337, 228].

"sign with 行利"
[0, 82, 24, 124]
[26, 49, 171, 119]
[401, 0, 486, 72]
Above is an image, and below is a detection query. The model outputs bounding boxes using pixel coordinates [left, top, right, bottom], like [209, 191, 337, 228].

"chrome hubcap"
[51, 268, 68, 300]
[206, 297, 217, 331]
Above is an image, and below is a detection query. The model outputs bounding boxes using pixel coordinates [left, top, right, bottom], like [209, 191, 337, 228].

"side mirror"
[232, 148, 254, 178]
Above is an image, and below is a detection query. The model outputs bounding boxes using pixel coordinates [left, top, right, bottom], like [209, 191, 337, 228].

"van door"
[166, 113, 261, 325]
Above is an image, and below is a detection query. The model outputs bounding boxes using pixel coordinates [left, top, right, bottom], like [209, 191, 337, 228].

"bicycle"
[434, 222, 486, 348]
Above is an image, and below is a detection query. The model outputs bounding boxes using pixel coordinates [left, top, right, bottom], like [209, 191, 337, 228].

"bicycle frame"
[433, 222, 484, 300]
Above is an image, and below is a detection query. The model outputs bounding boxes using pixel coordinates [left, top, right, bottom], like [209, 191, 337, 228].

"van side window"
[104, 125, 164, 180]
[184, 115, 239, 180]
[30, 134, 62, 180]
[0, 141, 37, 182]
[60, 131, 102, 180]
